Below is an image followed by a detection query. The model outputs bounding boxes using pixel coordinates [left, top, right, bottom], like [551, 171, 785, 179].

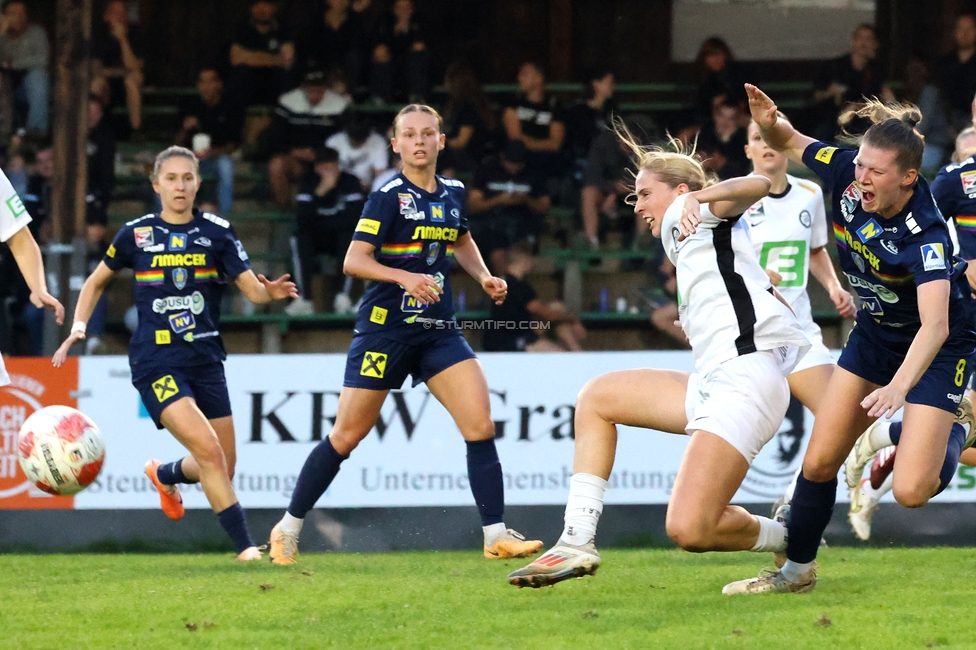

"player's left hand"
[861, 383, 907, 419]
[259, 273, 299, 301]
[482, 276, 508, 305]
[830, 286, 857, 318]
[31, 290, 65, 325]
[674, 193, 702, 240]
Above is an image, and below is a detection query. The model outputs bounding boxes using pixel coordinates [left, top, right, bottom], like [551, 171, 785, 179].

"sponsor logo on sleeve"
[814, 146, 837, 164]
[6, 193, 26, 217]
[106, 244, 116, 258]
[235, 239, 249, 261]
[355, 218, 381, 235]
[921, 243, 946, 271]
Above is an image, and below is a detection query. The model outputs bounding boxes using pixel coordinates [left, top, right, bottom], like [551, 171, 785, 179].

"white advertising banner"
[67, 351, 976, 509]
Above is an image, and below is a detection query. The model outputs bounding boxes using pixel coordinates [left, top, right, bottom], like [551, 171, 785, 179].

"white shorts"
[684, 349, 792, 463]
[791, 324, 834, 374]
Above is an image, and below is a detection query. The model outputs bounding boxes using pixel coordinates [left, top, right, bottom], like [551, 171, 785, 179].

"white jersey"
[662, 201, 810, 375]
[742, 174, 827, 334]
[0, 167, 31, 387]
[326, 131, 389, 189]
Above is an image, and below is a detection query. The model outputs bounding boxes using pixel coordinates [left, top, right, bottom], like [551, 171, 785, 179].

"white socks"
[781, 559, 816, 583]
[559, 473, 609, 546]
[868, 422, 894, 449]
[862, 472, 894, 500]
[483, 522, 507, 546]
[280, 512, 304, 536]
[749, 515, 787, 552]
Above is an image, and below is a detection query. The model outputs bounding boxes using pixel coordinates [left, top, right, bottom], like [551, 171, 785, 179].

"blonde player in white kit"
[0, 169, 63, 386]
[508, 130, 811, 589]
[743, 118, 856, 414]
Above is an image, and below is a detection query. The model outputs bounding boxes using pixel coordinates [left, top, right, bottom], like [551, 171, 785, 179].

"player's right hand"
[52, 331, 85, 368]
[401, 273, 441, 305]
[745, 83, 778, 129]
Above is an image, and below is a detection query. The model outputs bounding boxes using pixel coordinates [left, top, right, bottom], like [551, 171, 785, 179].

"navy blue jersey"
[930, 156, 976, 260]
[351, 173, 468, 343]
[103, 210, 251, 370]
[802, 141, 971, 344]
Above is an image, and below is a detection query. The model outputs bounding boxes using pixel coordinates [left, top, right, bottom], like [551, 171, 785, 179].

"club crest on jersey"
[852, 252, 866, 273]
[430, 203, 445, 223]
[860, 296, 884, 316]
[921, 243, 946, 271]
[134, 226, 154, 248]
[172, 268, 188, 290]
[840, 183, 860, 222]
[799, 210, 812, 227]
[962, 170, 976, 197]
[168, 233, 187, 251]
[746, 201, 764, 219]
[426, 242, 440, 265]
[398, 193, 418, 215]
[857, 219, 882, 243]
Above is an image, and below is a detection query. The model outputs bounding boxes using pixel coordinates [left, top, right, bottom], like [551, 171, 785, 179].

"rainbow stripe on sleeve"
[833, 223, 847, 248]
[194, 268, 219, 281]
[379, 243, 424, 258]
[956, 215, 976, 230]
[134, 270, 164, 285]
[446, 245, 455, 257]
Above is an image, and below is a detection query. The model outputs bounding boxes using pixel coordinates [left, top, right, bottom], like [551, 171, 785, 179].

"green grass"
[0, 548, 973, 649]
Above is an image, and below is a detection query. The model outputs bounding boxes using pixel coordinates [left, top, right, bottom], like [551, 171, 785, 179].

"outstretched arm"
[452, 232, 507, 305]
[745, 83, 817, 165]
[52, 262, 114, 366]
[235, 270, 298, 304]
[675, 175, 771, 238]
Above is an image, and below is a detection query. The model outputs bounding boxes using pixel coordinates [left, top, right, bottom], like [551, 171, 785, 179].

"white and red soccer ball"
[17, 406, 105, 496]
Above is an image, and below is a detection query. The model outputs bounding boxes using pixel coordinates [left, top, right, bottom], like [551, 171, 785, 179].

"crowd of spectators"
[7, 3, 976, 355]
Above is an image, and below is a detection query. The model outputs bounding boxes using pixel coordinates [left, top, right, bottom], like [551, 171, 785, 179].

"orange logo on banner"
[0, 358, 78, 509]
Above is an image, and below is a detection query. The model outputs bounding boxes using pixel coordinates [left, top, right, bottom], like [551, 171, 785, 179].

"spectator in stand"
[901, 58, 952, 171]
[695, 97, 749, 180]
[502, 61, 566, 187]
[580, 126, 636, 250]
[371, 151, 401, 192]
[90, 0, 144, 138]
[267, 68, 351, 207]
[0, 1, 49, 136]
[813, 23, 892, 141]
[175, 69, 244, 215]
[84, 97, 116, 354]
[297, 0, 365, 84]
[562, 68, 617, 185]
[467, 140, 549, 273]
[325, 111, 388, 190]
[227, 0, 295, 108]
[954, 126, 976, 162]
[694, 37, 747, 123]
[440, 63, 497, 175]
[648, 256, 687, 347]
[482, 243, 585, 352]
[937, 14, 976, 131]
[285, 147, 365, 316]
[369, 0, 430, 104]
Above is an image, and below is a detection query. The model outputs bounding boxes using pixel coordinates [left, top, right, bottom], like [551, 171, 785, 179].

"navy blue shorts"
[343, 333, 477, 390]
[132, 362, 232, 429]
[838, 323, 976, 413]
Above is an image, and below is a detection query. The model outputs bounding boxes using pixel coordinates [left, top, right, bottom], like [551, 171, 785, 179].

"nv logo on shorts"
[360, 351, 388, 379]
[152, 375, 179, 402]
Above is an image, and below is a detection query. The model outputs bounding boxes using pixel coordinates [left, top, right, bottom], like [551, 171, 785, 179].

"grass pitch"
[0, 547, 973, 649]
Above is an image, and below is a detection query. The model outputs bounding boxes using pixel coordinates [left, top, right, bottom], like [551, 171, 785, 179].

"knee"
[801, 458, 840, 484]
[893, 483, 933, 509]
[576, 380, 612, 424]
[462, 418, 495, 443]
[665, 515, 712, 553]
[194, 440, 228, 474]
[328, 428, 368, 457]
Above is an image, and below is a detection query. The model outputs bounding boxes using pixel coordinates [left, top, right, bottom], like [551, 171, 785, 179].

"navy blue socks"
[786, 472, 837, 564]
[466, 438, 504, 526]
[888, 421, 902, 445]
[937, 423, 967, 495]
[217, 502, 255, 553]
[156, 458, 196, 485]
[287, 435, 346, 519]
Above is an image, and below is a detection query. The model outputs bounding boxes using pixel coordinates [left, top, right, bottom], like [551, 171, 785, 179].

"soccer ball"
[17, 406, 105, 496]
